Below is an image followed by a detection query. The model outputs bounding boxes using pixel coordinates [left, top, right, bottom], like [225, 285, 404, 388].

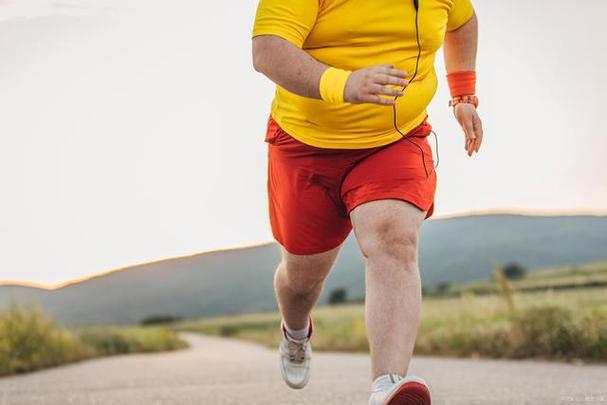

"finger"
[387, 68, 408, 78]
[473, 117, 483, 152]
[464, 136, 472, 155]
[461, 117, 475, 155]
[376, 64, 408, 78]
[377, 64, 408, 77]
[376, 64, 395, 74]
[463, 117, 476, 141]
[374, 74, 408, 87]
[469, 119, 481, 153]
[470, 123, 480, 153]
[369, 84, 404, 97]
[465, 127, 476, 156]
[362, 94, 395, 106]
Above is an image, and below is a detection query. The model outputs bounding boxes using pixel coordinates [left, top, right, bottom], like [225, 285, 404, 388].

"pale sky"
[1, 0, 606, 286]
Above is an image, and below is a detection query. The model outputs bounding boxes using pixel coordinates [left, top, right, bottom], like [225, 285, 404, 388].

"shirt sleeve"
[446, 0, 474, 31]
[252, 0, 319, 48]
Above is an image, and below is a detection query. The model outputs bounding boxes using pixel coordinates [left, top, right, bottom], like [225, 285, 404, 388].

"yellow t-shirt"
[253, 0, 474, 149]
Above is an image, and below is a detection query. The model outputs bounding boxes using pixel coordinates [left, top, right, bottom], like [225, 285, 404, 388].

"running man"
[252, 0, 482, 403]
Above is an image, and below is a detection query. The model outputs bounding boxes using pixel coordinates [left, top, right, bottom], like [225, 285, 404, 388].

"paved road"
[0, 333, 605, 405]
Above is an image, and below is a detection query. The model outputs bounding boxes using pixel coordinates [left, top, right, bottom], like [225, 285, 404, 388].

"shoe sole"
[385, 381, 431, 405]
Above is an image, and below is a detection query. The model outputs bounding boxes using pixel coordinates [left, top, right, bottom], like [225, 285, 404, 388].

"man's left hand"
[453, 103, 483, 157]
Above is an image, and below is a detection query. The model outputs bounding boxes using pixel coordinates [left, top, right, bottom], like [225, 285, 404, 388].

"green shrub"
[140, 315, 183, 326]
[0, 305, 91, 375]
[415, 304, 607, 361]
[509, 306, 576, 358]
[575, 307, 607, 360]
[502, 262, 527, 280]
[328, 288, 348, 305]
[0, 305, 188, 376]
[79, 326, 187, 355]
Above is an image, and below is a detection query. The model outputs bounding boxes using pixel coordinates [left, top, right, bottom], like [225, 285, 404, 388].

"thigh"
[340, 133, 437, 220]
[265, 117, 353, 255]
[350, 199, 426, 260]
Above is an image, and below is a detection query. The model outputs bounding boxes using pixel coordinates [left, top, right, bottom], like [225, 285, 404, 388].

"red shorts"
[265, 116, 437, 255]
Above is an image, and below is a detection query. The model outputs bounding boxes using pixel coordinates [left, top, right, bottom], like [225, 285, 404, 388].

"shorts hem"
[272, 232, 351, 256]
[345, 193, 434, 220]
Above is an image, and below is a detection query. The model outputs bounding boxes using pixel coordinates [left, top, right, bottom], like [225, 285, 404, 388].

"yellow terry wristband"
[319, 67, 352, 104]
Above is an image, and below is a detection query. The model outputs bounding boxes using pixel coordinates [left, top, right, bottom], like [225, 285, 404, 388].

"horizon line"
[1, 208, 605, 290]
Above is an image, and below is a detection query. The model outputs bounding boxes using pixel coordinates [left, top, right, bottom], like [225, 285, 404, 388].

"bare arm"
[443, 12, 483, 157]
[443, 12, 478, 72]
[252, 34, 408, 106]
[252, 34, 327, 99]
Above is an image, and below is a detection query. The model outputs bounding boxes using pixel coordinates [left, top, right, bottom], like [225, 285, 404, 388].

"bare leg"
[273, 244, 342, 330]
[350, 199, 426, 380]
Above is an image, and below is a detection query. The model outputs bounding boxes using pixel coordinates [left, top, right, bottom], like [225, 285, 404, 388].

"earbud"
[413, 0, 419, 11]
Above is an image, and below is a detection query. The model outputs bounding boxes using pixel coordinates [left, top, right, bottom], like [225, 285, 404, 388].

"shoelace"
[286, 338, 308, 363]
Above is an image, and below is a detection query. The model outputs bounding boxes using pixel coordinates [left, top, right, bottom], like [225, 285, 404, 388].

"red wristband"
[446, 71, 476, 97]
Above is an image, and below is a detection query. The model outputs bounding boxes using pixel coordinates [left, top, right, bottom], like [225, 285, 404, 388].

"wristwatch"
[449, 94, 479, 108]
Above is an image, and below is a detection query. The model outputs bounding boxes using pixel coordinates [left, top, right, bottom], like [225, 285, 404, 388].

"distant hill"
[1, 214, 606, 326]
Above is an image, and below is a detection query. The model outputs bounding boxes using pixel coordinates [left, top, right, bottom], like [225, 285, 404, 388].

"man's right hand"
[344, 64, 409, 106]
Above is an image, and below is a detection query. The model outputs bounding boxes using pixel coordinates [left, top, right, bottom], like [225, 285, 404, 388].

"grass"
[443, 261, 607, 296]
[4, 263, 605, 375]
[78, 326, 188, 356]
[417, 288, 607, 360]
[178, 286, 607, 362]
[0, 305, 188, 376]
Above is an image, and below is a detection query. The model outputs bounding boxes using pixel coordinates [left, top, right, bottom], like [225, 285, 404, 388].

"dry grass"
[179, 287, 607, 361]
[0, 305, 188, 376]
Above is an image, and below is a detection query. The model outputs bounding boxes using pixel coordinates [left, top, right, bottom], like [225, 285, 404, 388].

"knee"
[277, 260, 328, 297]
[360, 223, 419, 269]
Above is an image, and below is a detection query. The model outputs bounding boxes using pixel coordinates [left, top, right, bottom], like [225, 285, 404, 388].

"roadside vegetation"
[178, 262, 607, 362]
[426, 261, 607, 296]
[0, 305, 188, 376]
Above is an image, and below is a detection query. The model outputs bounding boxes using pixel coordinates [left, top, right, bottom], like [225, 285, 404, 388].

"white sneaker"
[278, 317, 313, 389]
[368, 375, 431, 405]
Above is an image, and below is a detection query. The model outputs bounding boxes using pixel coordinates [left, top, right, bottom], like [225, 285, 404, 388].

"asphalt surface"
[0, 333, 605, 405]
